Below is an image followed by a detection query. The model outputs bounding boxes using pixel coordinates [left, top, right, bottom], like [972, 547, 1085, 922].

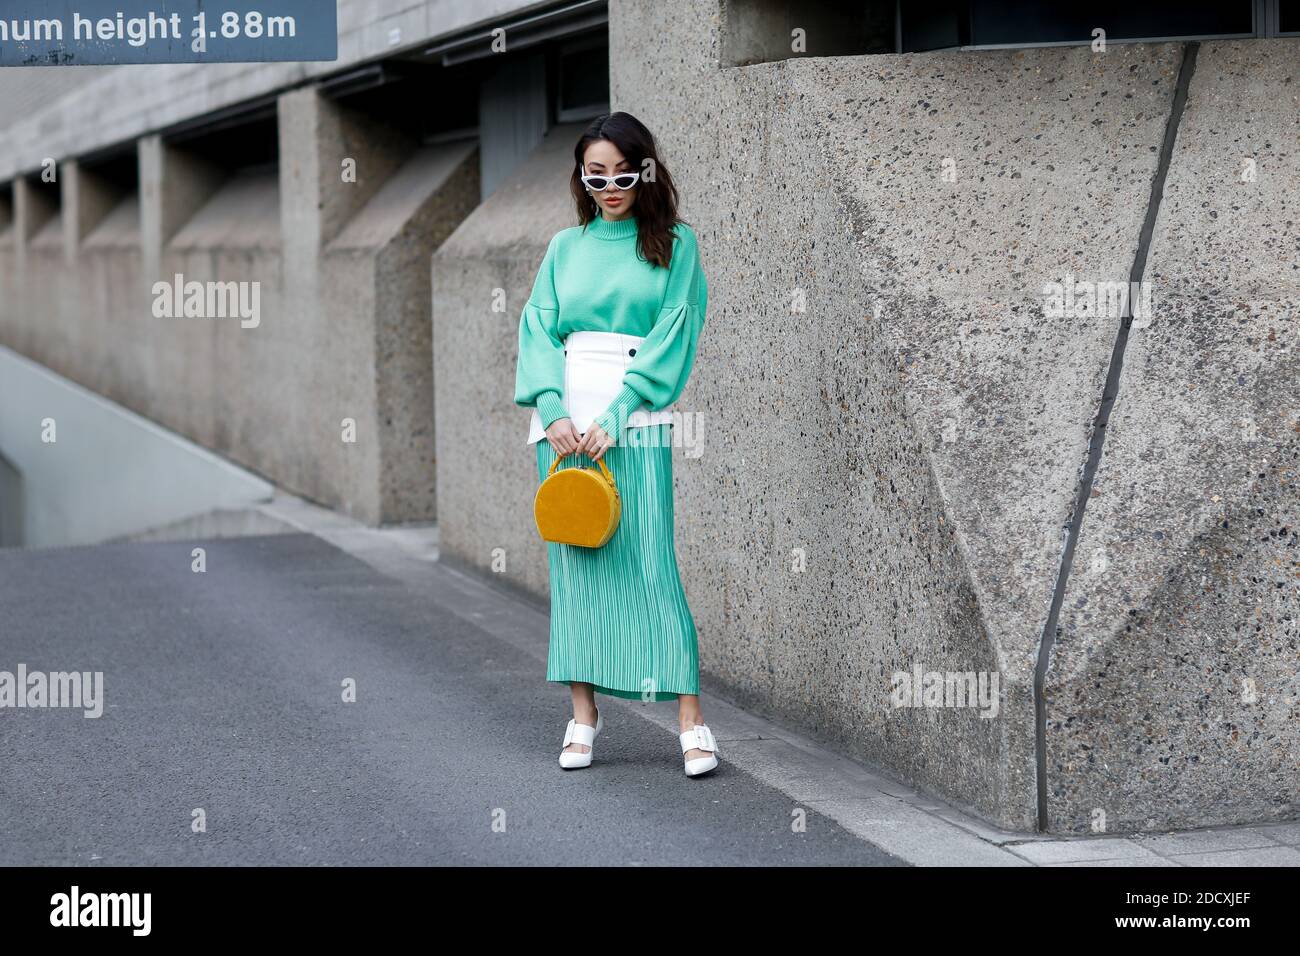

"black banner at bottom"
[0, 865, 1289, 941]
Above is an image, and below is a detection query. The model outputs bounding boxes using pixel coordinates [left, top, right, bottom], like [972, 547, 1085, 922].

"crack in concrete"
[1032, 42, 1201, 833]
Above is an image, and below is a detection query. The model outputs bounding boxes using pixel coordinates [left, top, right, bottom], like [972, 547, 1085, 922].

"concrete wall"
[0, 91, 480, 525]
[0, 67, 111, 132]
[431, 0, 1296, 832]
[1047, 41, 1300, 833]
[606, 2, 1297, 832]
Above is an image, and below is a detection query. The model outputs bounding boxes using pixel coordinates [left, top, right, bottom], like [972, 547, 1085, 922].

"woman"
[514, 112, 717, 778]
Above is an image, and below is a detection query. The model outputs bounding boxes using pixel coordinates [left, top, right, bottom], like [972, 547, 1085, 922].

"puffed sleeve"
[513, 233, 570, 429]
[593, 224, 707, 439]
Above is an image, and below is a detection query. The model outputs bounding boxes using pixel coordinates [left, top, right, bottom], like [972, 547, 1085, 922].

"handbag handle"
[547, 450, 617, 492]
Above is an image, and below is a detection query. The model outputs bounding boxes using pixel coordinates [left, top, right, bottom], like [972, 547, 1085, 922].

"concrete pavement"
[1, 493, 1294, 866]
[0, 519, 897, 866]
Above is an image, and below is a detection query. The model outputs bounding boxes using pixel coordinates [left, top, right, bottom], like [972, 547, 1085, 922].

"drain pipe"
[1033, 42, 1200, 833]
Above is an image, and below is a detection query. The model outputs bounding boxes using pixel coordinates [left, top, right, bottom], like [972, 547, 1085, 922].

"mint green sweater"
[514, 213, 707, 440]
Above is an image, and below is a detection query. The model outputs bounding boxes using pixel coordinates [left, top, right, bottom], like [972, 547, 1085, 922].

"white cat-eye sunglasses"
[579, 163, 641, 192]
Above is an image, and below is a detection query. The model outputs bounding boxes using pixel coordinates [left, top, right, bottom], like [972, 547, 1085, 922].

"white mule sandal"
[558, 709, 602, 770]
[680, 724, 719, 777]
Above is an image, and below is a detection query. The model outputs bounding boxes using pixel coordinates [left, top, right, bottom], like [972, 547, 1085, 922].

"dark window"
[1280, 0, 1300, 32]
[556, 39, 609, 121]
[322, 61, 480, 144]
[166, 110, 280, 175]
[901, 0, 969, 52]
[964, 1, 1254, 46]
[726, 0, 1289, 63]
[80, 148, 139, 196]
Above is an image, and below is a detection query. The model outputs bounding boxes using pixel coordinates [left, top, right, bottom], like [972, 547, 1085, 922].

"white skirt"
[526, 330, 672, 444]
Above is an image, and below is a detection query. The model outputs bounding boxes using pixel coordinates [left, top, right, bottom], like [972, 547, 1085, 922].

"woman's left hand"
[575, 424, 614, 461]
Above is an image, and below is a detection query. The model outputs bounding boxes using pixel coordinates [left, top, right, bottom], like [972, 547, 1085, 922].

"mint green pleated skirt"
[536, 423, 700, 701]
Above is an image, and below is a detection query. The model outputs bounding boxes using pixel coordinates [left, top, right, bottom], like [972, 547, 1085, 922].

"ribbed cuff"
[593, 384, 647, 442]
[535, 390, 569, 430]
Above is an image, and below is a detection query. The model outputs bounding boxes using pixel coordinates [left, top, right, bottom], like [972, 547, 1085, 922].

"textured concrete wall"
[1047, 40, 1300, 833]
[605, 1, 1297, 831]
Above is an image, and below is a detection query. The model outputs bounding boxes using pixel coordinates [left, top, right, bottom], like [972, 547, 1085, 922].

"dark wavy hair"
[570, 112, 684, 270]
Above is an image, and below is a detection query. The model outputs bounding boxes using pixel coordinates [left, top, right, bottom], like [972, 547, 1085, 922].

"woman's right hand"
[546, 417, 580, 457]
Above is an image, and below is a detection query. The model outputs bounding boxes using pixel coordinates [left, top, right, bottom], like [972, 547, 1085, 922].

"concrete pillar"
[276, 86, 419, 524]
[62, 160, 119, 264]
[138, 135, 224, 285]
[13, 175, 58, 270]
[277, 86, 415, 258]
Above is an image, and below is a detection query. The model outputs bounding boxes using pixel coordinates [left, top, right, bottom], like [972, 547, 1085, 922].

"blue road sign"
[0, 1, 338, 66]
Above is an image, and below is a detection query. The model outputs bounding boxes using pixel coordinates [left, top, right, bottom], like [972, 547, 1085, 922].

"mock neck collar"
[584, 213, 640, 241]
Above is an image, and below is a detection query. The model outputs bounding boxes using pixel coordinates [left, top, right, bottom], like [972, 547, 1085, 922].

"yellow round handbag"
[534, 453, 622, 547]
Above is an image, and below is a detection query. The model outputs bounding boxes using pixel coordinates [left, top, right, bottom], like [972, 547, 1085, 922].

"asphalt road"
[0, 533, 900, 866]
